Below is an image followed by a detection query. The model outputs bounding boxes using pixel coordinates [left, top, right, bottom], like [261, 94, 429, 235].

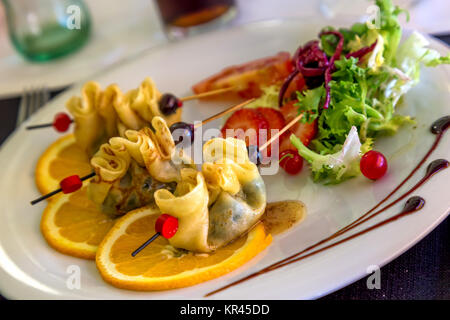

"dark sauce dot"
[430, 115, 450, 134]
[425, 159, 449, 178]
[402, 196, 425, 213]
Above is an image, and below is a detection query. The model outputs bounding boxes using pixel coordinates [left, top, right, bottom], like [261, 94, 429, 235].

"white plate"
[0, 18, 449, 300]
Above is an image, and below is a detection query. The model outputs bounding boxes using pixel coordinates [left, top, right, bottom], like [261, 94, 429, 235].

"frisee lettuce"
[291, 126, 373, 184]
[291, 0, 449, 183]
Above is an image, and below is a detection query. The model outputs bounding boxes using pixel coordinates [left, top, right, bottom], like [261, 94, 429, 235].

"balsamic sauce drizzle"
[206, 196, 426, 297]
[342, 116, 450, 227]
[205, 116, 450, 297]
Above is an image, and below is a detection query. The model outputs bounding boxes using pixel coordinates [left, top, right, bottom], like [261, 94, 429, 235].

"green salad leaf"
[291, 126, 372, 184]
[290, 0, 449, 183]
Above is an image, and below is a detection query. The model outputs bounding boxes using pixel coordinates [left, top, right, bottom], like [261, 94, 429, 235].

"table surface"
[0, 36, 448, 301]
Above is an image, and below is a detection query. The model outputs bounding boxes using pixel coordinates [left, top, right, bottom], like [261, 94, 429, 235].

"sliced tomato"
[256, 107, 285, 156]
[192, 52, 293, 99]
[221, 109, 269, 147]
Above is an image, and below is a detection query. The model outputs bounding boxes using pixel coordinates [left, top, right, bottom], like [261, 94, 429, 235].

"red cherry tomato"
[360, 150, 388, 180]
[155, 214, 178, 239]
[60, 175, 83, 194]
[279, 149, 303, 175]
[53, 112, 72, 132]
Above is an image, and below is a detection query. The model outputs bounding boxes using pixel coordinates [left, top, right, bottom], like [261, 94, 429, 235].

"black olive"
[159, 93, 182, 116]
[169, 122, 194, 145]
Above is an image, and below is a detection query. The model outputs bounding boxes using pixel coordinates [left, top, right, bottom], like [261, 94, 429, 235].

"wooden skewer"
[26, 88, 238, 132]
[193, 98, 255, 129]
[181, 87, 236, 102]
[259, 113, 303, 152]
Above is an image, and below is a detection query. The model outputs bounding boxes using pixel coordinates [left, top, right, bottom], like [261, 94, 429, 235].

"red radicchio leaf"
[279, 31, 350, 110]
[279, 41, 329, 107]
[317, 31, 344, 108]
[323, 66, 332, 109]
[277, 69, 299, 108]
[319, 31, 344, 68]
[345, 40, 378, 60]
[320, 38, 378, 109]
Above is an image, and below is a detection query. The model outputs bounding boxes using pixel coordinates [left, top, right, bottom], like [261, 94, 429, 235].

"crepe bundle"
[66, 77, 182, 156]
[154, 137, 267, 253]
[88, 116, 192, 216]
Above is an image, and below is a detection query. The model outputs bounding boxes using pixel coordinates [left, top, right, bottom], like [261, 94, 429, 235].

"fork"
[15, 86, 50, 128]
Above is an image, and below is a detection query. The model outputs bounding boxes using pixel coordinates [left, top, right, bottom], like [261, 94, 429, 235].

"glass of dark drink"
[155, 0, 237, 39]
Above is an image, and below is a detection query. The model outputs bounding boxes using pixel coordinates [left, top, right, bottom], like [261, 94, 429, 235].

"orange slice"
[35, 134, 92, 196]
[96, 206, 272, 291]
[41, 187, 116, 259]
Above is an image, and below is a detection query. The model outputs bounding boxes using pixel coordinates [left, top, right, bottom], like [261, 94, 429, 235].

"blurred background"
[0, 0, 449, 98]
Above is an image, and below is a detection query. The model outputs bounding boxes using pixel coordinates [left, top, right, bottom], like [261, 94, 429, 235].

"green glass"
[2, 0, 91, 62]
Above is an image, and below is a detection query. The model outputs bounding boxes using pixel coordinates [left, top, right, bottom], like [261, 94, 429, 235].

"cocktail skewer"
[169, 98, 254, 145]
[30, 172, 96, 205]
[246, 113, 304, 165]
[259, 113, 303, 152]
[180, 87, 235, 102]
[26, 87, 237, 132]
[131, 214, 179, 257]
[26, 112, 73, 132]
[193, 98, 253, 129]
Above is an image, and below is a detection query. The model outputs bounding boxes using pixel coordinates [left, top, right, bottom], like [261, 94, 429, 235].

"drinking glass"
[155, 0, 237, 40]
[2, 0, 91, 62]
